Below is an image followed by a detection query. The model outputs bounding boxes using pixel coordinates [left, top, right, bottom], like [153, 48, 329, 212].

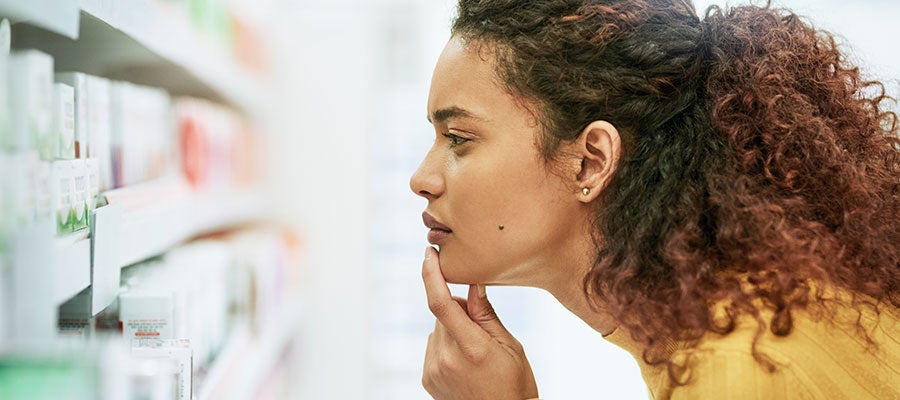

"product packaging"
[51, 160, 75, 234]
[58, 289, 93, 338]
[85, 158, 100, 218]
[34, 161, 52, 222]
[10, 152, 41, 226]
[7, 50, 54, 158]
[85, 75, 112, 190]
[72, 159, 88, 231]
[0, 154, 9, 238]
[0, 19, 10, 150]
[55, 73, 89, 158]
[110, 81, 173, 188]
[52, 83, 76, 160]
[131, 339, 193, 400]
[119, 290, 175, 341]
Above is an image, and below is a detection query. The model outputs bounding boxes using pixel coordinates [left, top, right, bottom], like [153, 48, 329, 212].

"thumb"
[466, 284, 512, 339]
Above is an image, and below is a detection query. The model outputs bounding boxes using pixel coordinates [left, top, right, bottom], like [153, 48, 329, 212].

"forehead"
[427, 37, 506, 121]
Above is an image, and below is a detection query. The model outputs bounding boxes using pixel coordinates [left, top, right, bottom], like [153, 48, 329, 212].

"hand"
[421, 247, 539, 400]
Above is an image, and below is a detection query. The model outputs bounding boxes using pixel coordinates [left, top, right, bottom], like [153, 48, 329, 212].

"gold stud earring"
[582, 187, 590, 196]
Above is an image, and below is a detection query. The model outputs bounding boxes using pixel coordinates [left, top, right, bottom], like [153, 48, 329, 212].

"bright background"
[261, 0, 900, 399]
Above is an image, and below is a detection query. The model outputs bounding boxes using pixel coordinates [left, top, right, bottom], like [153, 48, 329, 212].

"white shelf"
[197, 302, 303, 400]
[0, 0, 80, 39]
[52, 230, 91, 306]
[77, 0, 264, 115]
[102, 179, 264, 269]
[10, 0, 265, 116]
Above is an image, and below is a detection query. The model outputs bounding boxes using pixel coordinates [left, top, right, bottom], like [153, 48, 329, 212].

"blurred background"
[0, 0, 896, 399]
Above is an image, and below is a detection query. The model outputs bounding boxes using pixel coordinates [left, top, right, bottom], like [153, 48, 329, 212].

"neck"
[536, 218, 618, 336]
[542, 267, 618, 336]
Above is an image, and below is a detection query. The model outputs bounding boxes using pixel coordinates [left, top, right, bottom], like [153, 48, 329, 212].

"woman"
[410, 0, 900, 398]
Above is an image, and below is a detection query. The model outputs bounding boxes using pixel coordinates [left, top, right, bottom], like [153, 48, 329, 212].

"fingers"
[422, 247, 491, 351]
[466, 284, 513, 340]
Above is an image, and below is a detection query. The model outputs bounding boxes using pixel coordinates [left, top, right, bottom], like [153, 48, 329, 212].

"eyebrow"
[427, 106, 484, 124]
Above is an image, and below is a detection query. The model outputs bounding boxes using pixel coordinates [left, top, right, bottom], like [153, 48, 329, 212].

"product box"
[131, 339, 192, 400]
[111, 81, 173, 188]
[8, 152, 41, 227]
[0, 20, 10, 150]
[52, 83, 76, 159]
[34, 161, 52, 221]
[55, 73, 90, 159]
[85, 75, 112, 190]
[72, 159, 88, 231]
[119, 290, 174, 341]
[51, 160, 75, 234]
[0, 154, 9, 236]
[58, 289, 93, 338]
[85, 158, 99, 217]
[7, 50, 54, 158]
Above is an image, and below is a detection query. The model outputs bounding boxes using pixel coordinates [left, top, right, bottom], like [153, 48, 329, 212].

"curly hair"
[452, 0, 900, 380]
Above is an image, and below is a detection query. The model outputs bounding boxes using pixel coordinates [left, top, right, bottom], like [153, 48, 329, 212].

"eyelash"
[442, 132, 470, 148]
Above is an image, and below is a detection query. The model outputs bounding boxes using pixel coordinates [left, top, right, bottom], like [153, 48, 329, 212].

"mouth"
[422, 211, 452, 245]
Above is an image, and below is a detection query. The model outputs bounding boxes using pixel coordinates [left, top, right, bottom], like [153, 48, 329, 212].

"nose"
[410, 147, 445, 200]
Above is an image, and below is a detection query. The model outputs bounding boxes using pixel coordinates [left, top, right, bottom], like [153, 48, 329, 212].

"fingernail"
[477, 284, 486, 298]
[424, 247, 431, 259]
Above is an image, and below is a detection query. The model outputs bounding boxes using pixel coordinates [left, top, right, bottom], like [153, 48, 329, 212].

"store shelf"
[52, 230, 91, 306]
[102, 179, 264, 269]
[197, 302, 303, 400]
[10, 0, 265, 116]
[0, 0, 80, 39]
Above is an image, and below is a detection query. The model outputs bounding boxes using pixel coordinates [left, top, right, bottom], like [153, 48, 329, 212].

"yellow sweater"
[604, 300, 900, 399]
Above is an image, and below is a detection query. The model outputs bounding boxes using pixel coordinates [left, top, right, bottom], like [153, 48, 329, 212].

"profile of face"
[410, 37, 601, 287]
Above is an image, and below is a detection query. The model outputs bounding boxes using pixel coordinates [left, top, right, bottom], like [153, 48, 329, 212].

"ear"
[574, 121, 621, 203]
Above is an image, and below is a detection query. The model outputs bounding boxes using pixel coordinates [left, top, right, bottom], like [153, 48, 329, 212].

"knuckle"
[436, 351, 456, 373]
[461, 344, 488, 364]
[421, 369, 434, 390]
[428, 299, 448, 317]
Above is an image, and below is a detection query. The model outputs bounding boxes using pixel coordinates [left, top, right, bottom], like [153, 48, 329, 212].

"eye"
[442, 132, 470, 148]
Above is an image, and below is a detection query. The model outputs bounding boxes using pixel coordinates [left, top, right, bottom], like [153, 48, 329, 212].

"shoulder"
[666, 304, 900, 400]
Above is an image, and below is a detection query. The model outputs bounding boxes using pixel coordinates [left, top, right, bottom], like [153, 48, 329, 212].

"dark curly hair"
[452, 0, 900, 381]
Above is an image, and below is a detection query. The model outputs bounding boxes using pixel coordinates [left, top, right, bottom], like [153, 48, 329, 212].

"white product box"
[9, 152, 41, 226]
[119, 290, 174, 341]
[34, 161, 52, 221]
[85, 158, 99, 215]
[85, 75, 112, 190]
[72, 159, 88, 231]
[0, 23, 9, 150]
[55, 73, 90, 159]
[111, 81, 172, 187]
[51, 160, 75, 234]
[53, 83, 76, 159]
[7, 50, 54, 158]
[58, 288, 93, 338]
[131, 339, 192, 400]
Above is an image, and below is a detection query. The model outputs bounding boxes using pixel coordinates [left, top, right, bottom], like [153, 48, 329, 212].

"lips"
[422, 212, 452, 244]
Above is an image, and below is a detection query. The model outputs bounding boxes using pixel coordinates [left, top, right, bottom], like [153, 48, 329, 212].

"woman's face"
[410, 37, 588, 286]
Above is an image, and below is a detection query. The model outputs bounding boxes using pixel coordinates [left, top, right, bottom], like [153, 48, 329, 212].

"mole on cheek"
[498, 225, 505, 231]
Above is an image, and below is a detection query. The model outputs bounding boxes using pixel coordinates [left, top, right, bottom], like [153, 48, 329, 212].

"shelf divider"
[91, 203, 122, 315]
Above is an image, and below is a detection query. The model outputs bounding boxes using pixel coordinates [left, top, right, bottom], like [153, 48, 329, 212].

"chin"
[436, 247, 497, 285]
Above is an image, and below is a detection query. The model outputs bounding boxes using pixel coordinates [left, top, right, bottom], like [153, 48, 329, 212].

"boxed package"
[52, 83, 76, 159]
[55, 73, 89, 158]
[131, 339, 192, 400]
[7, 50, 54, 158]
[119, 290, 174, 341]
[51, 160, 75, 234]
[110, 81, 173, 188]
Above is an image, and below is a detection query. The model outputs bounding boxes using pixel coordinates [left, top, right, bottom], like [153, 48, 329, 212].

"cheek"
[439, 157, 566, 284]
